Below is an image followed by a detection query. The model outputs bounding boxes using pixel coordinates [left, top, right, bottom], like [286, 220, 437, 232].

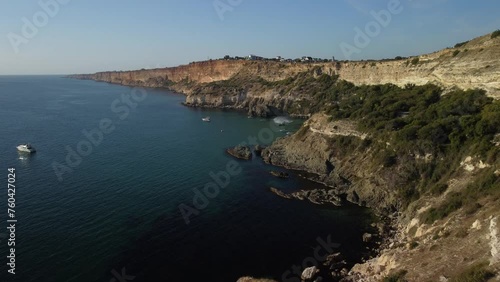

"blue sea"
[0, 76, 371, 282]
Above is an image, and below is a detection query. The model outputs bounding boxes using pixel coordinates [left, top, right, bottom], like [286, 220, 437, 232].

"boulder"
[270, 187, 292, 199]
[301, 266, 318, 281]
[362, 233, 373, 243]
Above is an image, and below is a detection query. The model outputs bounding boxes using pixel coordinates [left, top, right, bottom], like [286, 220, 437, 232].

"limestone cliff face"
[261, 114, 399, 212]
[72, 60, 246, 86]
[336, 34, 500, 98]
[71, 33, 500, 101]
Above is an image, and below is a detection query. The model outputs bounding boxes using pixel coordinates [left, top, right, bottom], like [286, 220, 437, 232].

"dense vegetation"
[492, 29, 500, 39]
[450, 262, 495, 282]
[454, 40, 469, 48]
[382, 270, 408, 282]
[259, 71, 500, 211]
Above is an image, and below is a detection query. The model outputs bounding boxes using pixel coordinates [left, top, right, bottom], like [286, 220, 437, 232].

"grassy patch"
[430, 183, 448, 195]
[455, 227, 468, 238]
[450, 262, 495, 282]
[295, 125, 310, 139]
[421, 169, 499, 224]
[382, 270, 408, 282]
[421, 192, 464, 224]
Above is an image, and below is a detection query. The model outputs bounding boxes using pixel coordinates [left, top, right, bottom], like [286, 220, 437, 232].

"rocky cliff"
[71, 32, 500, 102]
[261, 114, 401, 212]
[262, 110, 499, 281]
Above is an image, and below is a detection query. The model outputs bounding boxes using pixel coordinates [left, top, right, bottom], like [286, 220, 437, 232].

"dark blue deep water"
[0, 76, 372, 282]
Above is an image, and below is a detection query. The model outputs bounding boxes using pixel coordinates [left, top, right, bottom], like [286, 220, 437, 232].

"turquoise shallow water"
[0, 76, 371, 282]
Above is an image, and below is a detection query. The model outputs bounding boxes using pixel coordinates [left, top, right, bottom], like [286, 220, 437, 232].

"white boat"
[17, 144, 36, 153]
[202, 116, 211, 122]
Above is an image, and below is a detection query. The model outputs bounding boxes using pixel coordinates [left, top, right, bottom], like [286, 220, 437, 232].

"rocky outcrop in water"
[269, 170, 289, 179]
[226, 145, 252, 160]
[301, 266, 319, 281]
[270, 187, 342, 206]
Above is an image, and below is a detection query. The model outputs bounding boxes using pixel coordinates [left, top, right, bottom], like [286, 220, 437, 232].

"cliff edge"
[70, 32, 500, 102]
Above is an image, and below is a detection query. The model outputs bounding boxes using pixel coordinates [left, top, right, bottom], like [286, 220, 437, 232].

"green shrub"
[409, 241, 419, 249]
[382, 154, 397, 167]
[450, 262, 494, 282]
[432, 233, 440, 240]
[374, 150, 397, 168]
[410, 57, 419, 65]
[430, 183, 448, 195]
[491, 29, 500, 39]
[382, 270, 407, 282]
[422, 170, 499, 224]
[455, 228, 468, 238]
[442, 230, 451, 238]
[453, 50, 461, 57]
[295, 125, 310, 138]
[421, 192, 463, 224]
[465, 203, 483, 215]
[454, 41, 469, 48]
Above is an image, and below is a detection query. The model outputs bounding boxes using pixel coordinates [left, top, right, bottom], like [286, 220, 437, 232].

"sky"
[0, 0, 499, 75]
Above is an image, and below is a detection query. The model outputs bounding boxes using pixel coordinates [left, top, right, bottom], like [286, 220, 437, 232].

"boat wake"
[273, 116, 293, 125]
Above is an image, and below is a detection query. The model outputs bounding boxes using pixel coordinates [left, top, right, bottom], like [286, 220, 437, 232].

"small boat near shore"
[202, 116, 211, 122]
[17, 144, 36, 153]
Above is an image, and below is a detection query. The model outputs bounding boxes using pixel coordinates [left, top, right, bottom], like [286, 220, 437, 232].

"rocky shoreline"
[269, 187, 342, 206]
[224, 143, 391, 282]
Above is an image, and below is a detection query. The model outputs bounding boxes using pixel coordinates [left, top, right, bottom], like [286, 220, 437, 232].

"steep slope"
[261, 84, 500, 281]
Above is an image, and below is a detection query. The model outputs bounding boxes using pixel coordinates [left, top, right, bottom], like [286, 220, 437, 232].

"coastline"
[66, 33, 500, 279]
[66, 75, 396, 281]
